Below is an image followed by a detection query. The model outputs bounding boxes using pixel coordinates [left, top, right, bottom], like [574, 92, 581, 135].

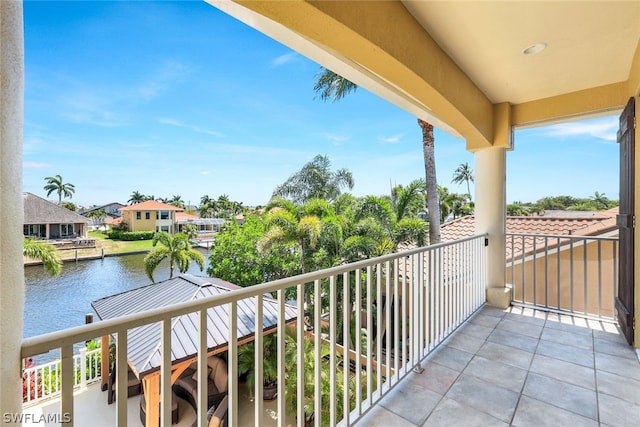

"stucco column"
[0, 0, 24, 417]
[474, 146, 510, 308]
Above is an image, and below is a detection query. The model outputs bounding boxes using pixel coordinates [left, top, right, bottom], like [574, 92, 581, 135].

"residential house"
[23, 192, 90, 240]
[118, 200, 182, 234]
[80, 202, 125, 224]
[175, 211, 225, 236]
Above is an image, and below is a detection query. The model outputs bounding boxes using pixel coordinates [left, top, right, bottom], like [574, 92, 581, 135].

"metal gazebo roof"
[91, 274, 297, 377]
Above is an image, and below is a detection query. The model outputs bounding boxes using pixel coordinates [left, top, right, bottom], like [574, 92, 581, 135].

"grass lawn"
[88, 231, 154, 254]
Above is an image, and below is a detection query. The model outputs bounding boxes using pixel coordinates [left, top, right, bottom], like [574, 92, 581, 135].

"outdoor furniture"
[139, 388, 179, 426]
[173, 356, 228, 412]
[190, 395, 228, 427]
[107, 362, 141, 404]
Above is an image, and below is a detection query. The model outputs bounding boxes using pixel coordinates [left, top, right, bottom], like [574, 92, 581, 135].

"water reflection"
[24, 250, 210, 339]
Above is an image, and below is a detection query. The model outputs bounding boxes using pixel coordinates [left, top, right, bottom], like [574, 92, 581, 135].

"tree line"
[507, 192, 618, 216]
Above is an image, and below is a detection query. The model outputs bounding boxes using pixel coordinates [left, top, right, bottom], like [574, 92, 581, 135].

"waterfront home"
[175, 211, 225, 237]
[118, 200, 183, 234]
[80, 202, 126, 226]
[23, 192, 90, 240]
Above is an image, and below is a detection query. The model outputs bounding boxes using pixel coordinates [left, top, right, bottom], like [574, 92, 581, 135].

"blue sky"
[23, 1, 619, 208]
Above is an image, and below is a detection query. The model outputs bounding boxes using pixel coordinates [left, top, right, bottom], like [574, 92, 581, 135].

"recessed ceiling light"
[522, 43, 547, 55]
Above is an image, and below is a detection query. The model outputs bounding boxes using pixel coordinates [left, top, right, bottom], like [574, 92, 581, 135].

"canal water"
[24, 250, 211, 343]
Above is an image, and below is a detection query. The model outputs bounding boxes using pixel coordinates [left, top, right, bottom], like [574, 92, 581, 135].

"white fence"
[22, 347, 102, 407]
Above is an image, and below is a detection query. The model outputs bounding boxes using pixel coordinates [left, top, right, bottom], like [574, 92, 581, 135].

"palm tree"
[128, 191, 146, 205]
[43, 175, 75, 205]
[86, 209, 107, 227]
[507, 203, 530, 216]
[391, 179, 425, 222]
[452, 162, 474, 200]
[591, 191, 610, 210]
[313, 67, 441, 243]
[437, 186, 453, 223]
[313, 68, 358, 101]
[259, 199, 322, 275]
[181, 223, 198, 241]
[168, 195, 185, 209]
[419, 119, 441, 244]
[272, 155, 354, 204]
[198, 195, 217, 218]
[60, 201, 77, 212]
[23, 238, 62, 276]
[143, 232, 205, 282]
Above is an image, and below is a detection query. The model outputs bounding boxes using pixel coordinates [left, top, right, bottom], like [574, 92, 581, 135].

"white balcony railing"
[21, 235, 488, 427]
[506, 233, 619, 321]
[22, 347, 102, 407]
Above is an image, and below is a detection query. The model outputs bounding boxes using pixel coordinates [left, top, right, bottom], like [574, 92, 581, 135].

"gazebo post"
[144, 373, 161, 427]
[100, 335, 109, 391]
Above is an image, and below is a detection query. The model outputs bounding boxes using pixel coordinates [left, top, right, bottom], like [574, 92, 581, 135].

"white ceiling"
[403, 1, 640, 105]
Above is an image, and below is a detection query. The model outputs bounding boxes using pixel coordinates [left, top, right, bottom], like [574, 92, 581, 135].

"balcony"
[20, 234, 640, 427]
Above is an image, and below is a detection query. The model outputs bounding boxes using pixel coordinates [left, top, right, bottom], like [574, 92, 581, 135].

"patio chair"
[190, 395, 228, 427]
[173, 356, 228, 412]
[107, 361, 141, 404]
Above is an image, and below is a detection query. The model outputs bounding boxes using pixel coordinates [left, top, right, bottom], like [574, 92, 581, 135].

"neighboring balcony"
[20, 233, 640, 427]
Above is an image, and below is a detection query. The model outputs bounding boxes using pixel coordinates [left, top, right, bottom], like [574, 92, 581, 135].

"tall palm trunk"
[419, 119, 441, 244]
[299, 239, 313, 311]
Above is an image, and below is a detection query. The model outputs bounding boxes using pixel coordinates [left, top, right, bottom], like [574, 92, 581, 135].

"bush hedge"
[107, 230, 155, 241]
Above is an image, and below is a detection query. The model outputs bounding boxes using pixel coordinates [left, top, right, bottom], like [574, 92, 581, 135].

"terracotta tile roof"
[119, 200, 182, 211]
[440, 208, 619, 260]
[107, 217, 124, 225]
[175, 211, 199, 221]
[439, 216, 475, 242]
[441, 208, 618, 242]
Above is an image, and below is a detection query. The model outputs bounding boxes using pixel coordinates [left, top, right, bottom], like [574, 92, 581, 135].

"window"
[61, 224, 74, 237]
[23, 224, 44, 238]
[145, 212, 150, 220]
[160, 210, 170, 220]
[136, 211, 141, 220]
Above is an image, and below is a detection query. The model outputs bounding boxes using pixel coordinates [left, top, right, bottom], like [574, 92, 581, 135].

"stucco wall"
[507, 239, 617, 318]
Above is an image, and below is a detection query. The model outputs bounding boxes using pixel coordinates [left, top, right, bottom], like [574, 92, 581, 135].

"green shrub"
[106, 230, 154, 241]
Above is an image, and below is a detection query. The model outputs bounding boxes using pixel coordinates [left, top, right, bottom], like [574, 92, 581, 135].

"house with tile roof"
[118, 200, 183, 234]
[441, 209, 619, 317]
[23, 192, 90, 240]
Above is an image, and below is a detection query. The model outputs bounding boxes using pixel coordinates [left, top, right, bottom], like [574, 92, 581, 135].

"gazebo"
[91, 274, 297, 426]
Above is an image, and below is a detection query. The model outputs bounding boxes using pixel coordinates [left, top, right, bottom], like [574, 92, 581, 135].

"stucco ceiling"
[403, 0, 640, 105]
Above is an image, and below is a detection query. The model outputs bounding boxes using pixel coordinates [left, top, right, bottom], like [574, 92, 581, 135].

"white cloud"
[545, 117, 618, 141]
[378, 133, 404, 144]
[23, 161, 50, 169]
[271, 52, 299, 67]
[60, 91, 131, 127]
[157, 117, 225, 137]
[137, 60, 192, 101]
[324, 133, 349, 145]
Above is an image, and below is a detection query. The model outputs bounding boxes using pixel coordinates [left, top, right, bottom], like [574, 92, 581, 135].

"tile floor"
[356, 306, 640, 427]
